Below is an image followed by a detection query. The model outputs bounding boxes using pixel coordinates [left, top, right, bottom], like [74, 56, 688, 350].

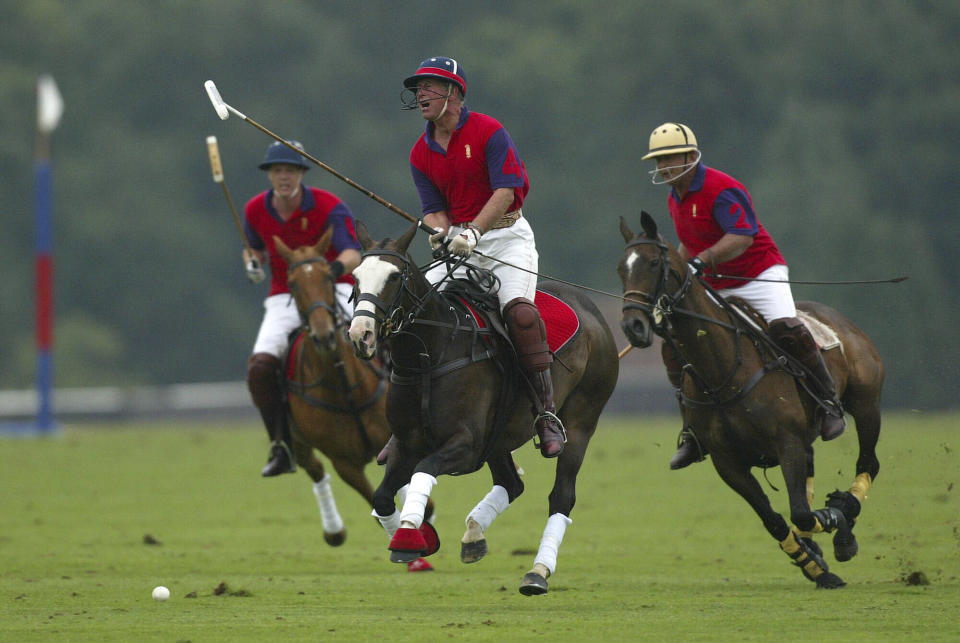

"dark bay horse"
[347, 222, 619, 595]
[617, 212, 884, 588]
[273, 229, 433, 572]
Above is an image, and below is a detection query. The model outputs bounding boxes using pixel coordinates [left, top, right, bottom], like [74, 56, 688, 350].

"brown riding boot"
[504, 297, 565, 458]
[530, 369, 566, 458]
[807, 351, 846, 441]
[247, 353, 296, 476]
[769, 318, 846, 441]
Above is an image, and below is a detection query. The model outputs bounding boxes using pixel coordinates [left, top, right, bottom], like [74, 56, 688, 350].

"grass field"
[1, 412, 958, 641]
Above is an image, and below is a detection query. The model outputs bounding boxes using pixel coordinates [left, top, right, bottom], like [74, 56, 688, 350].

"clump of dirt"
[903, 571, 930, 586]
[142, 534, 161, 545]
[213, 581, 252, 597]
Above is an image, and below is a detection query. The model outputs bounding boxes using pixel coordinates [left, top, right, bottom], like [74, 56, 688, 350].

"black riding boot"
[529, 369, 566, 458]
[248, 353, 297, 477]
[670, 427, 706, 470]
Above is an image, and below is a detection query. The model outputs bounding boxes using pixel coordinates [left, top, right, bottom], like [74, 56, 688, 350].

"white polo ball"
[152, 586, 170, 601]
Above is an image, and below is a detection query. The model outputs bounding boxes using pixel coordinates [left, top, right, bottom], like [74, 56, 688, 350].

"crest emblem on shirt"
[465, 144, 471, 159]
[692, 204, 697, 217]
[302, 218, 308, 231]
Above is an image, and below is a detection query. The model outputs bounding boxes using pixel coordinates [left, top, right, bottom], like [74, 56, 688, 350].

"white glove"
[245, 257, 266, 283]
[449, 227, 480, 257]
[429, 230, 447, 250]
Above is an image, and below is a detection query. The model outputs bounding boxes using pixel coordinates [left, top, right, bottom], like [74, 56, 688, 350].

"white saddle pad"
[797, 310, 842, 353]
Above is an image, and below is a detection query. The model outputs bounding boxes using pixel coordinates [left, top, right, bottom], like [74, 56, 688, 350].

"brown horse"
[347, 222, 620, 595]
[273, 228, 433, 572]
[617, 211, 884, 588]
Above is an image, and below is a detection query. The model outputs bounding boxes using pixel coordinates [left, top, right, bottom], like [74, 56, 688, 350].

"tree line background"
[2, 1, 957, 410]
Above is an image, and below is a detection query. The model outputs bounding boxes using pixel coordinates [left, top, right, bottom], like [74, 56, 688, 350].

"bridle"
[352, 249, 425, 342]
[620, 235, 696, 333]
[287, 257, 347, 351]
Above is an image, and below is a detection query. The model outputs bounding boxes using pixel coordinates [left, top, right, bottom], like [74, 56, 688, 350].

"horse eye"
[388, 272, 400, 282]
[650, 258, 660, 267]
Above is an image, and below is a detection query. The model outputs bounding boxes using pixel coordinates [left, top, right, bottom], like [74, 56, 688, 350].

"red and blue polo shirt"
[410, 107, 528, 224]
[244, 185, 361, 296]
[669, 163, 785, 290]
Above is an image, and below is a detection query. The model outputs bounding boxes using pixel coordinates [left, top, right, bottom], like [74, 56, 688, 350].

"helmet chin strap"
[430, 85, 455, 122]
[649, 150, 702, 185]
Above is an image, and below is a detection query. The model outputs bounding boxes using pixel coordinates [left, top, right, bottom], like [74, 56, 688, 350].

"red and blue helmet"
[403, 56, 467, 96]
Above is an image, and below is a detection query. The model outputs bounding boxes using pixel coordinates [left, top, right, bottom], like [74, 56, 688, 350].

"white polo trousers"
[424, 216, 539, 309]
[252, 284, 354, 357]
[714, 264, 797, 322]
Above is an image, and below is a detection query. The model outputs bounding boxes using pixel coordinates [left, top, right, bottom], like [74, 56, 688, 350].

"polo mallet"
[205, 134, 261, 275]
[204, 80, 437, 236]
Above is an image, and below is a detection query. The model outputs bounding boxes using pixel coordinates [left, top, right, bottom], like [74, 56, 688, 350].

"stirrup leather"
[532, 411, 567, 448]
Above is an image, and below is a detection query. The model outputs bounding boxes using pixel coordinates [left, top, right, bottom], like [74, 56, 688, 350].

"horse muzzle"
[348, 317, 378, 360]
[621, 315, 653, 348]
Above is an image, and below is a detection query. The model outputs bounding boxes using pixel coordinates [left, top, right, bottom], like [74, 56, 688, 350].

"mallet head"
[204, 80, 230, 120]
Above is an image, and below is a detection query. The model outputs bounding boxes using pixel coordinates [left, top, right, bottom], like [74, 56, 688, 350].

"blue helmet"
[403, 56, 467, 96]
[258, 140, 309, 171]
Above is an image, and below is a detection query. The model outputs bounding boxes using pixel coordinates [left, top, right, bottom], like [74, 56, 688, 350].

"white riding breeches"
[252, 284, 354, 357]
[714, 264, 797, 322]
[424, 216, 539, 309]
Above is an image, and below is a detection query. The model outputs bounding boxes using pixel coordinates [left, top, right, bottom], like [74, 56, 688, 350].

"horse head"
[273, 227, 342, 351]
[348, 221, 419, 359]
[617, 211, 689, 348]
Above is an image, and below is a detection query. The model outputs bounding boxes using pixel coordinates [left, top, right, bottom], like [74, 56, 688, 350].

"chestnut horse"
[273, 229, 433, 572]
[618, 212, 884, 587]
[347, 222, 619, 595]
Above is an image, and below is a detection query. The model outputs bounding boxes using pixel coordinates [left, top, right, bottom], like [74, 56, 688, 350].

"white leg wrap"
[533, 513, 573, 576]
[371, 508, 401, 537]
[398, 472, 437, 528]
[312, 474, 344, 534]
[466, 485, 510, 532]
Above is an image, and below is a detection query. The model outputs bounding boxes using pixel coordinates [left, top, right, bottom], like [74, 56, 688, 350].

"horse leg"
[822, 397, 881, 562]
[386, 428, 477, 563]
[710, 451, 843, 588]
[461, 454, 525, 564]
[288, 431, 347, 546]
[519, 406, 598, 596]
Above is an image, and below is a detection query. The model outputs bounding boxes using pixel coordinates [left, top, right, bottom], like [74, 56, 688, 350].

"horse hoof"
[833, 531, 859, 562]
[324, 529, 346, 547]
[519, 572, 548, 596]
[815, 572, 846, 589]
[406, 557, 434, 572]
[461, 538, 487, 564]
[389, 526, 426, 563]
[390, 549, 420, 563]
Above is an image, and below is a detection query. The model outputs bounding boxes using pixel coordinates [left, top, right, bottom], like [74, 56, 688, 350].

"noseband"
[352, 249, 417, 340]
[621, 236, 693, 332]
[287, 257, 344, 336]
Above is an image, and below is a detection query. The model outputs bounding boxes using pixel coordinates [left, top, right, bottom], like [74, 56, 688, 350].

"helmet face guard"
[259, 140, 309, 171]
[401, 56, 466, 110]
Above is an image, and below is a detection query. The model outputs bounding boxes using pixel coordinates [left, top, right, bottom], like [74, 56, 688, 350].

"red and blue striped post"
[34, 75, 63, 433]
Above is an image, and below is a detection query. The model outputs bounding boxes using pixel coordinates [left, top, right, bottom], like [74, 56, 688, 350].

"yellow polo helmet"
[641, 123, 698, 160]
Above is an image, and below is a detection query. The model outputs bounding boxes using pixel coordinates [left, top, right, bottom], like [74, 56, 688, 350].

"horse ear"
[356, 220, 375, 250]
[273, 236, 293, 263]
[619, 216, 635, 243]
[315, 225, 334, 255]
[640, 210, 658, 239]
[394, 222, 418, 255]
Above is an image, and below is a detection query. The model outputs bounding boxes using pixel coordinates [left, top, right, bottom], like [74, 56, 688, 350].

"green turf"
[1, 412, 958, 641]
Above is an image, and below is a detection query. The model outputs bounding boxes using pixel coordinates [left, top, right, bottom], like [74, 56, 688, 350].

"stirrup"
[531, 411, 567, 449]
[675, 427, 706, 461]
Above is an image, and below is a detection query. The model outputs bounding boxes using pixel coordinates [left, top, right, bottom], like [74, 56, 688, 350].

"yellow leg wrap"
[780, 531, 825, 579]
[779, 531, 801, 555]
[805, 476, 815, 509]
[850, 472, 872, 504]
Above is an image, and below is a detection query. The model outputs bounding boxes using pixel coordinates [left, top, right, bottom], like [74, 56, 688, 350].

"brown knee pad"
[247, 353, 283, 410]
[769, 317, 818, 363]
[661, 342, 683, 388]
[503, 297, 552, 372]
